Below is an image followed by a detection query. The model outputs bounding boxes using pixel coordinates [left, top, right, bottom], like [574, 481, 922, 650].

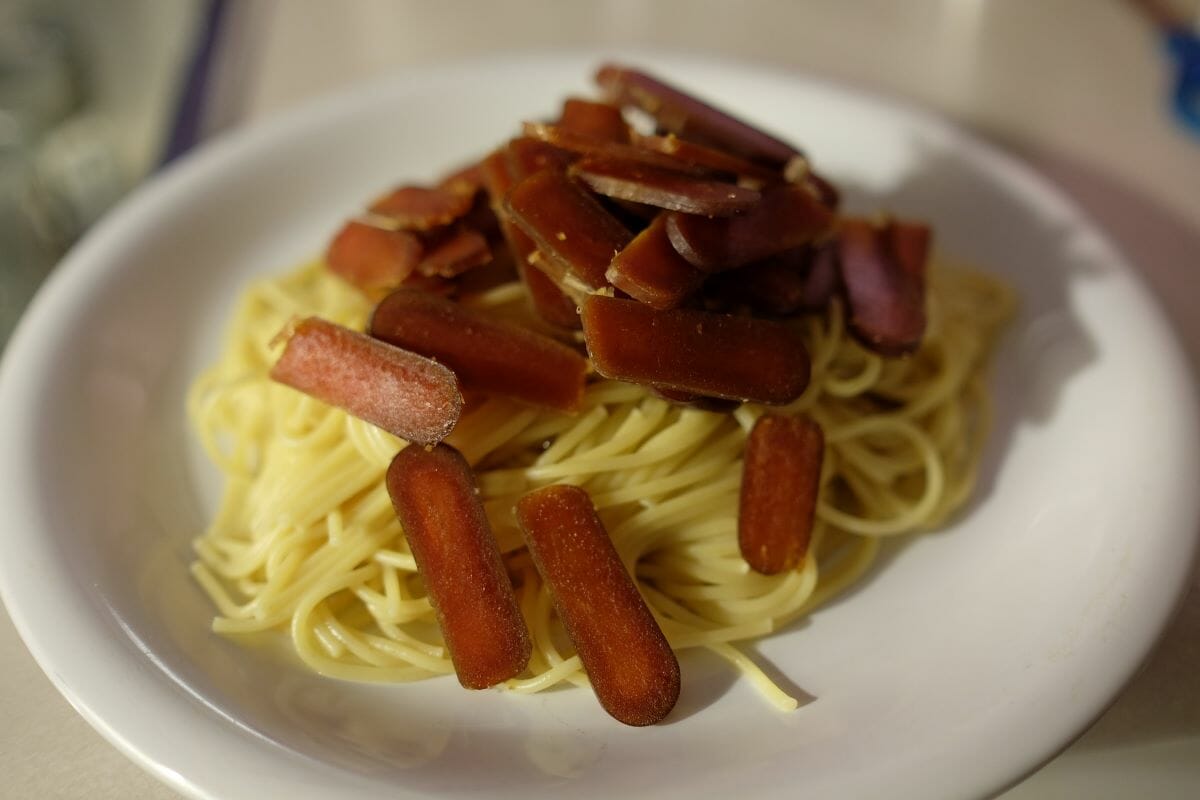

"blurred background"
[1, 0, 1198, 797]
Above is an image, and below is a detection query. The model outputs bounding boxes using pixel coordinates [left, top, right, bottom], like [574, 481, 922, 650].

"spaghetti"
[188, 258, 1013, 709]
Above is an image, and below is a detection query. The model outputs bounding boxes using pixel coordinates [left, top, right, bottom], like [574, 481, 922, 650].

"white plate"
[1, 52, 1197, 800]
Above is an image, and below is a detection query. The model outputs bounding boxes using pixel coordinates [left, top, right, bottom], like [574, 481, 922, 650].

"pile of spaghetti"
[187, 64, 1014, 714]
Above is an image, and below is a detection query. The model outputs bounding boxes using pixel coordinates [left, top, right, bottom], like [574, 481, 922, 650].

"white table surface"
[3, 1, 1199, 797]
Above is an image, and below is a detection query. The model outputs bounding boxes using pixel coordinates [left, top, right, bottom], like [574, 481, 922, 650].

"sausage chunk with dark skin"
[269, 317, 462, 446]
[739, 414, 825, 575]
[515, 484, 680, 726]
[386, 444, 531, 689]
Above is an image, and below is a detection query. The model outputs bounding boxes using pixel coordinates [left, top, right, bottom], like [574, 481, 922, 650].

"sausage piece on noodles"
[516, 484, 679, 726]
[838, 217, 929, 356]
[370, 288, 587, 412]
[504, 135, 577, 180]
[368, 185, 475, 231]
[387, 444, 531, 689]
[739, 414, 825, 574]
[581, 294, 811, 404]
[557, 97, 633, 143]
[605, 212, 705, 310]
[269, 317, 462, 445]
[594, 63, 800, 168]
[570, 156, 761, 217]
[665, 183, 834, 272]
[480, 147, 582, 329]
[325, 220, 423, 293]
[505, 167, 632, 297]
[415, 227, 492, 278]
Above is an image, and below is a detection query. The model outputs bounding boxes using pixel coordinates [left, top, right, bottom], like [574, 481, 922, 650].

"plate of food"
[0, 51, 1196, 800]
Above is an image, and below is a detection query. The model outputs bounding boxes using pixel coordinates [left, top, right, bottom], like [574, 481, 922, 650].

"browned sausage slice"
[515, 484, 680, 726]
[368, 185, 474, 231]
[480, 148, 582, 329]
[269, 317, 461, 445]
[739, 414, 824, 574]
[370, 289, 587, 412]
[571, 156, 761, 217]
[505, 168, 631, 296]
[387, 444, 531, 688]
[581, 294, 811, 405]
[326, 220, 423, 293]
[665, 184, 834, 272]
[558, 98, 632, 143]
[838, 218, 928, 356]
[605, 213, 705, 310]
[595, 64, 801, 168]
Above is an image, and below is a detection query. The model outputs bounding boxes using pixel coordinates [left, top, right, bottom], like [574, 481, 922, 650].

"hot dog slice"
[885, 218, 932, 280]
[505, 168, 632, 297]
[838, 217, 928, 356]
[739, 414, 824, 574]
[370, 288, 587, 412]
[581, 294, 811, 405]
[326, 220, 423, 293]
[519, 250, 585, 330]
[416, 227, 492, 278]
[558, 98, 632, 143]
[648, 385, 740, 413]
[606, 213, 705, 310]
[505, 136, 576, 180]
[387, 444, 531, 688]
[595, 64, 801, 168]
[515, 484, 679, 726]
[368, 185, 474, 231]
[480, 148, 581, 329]
[570, 156, 761, 217]
[704, 245, 838, 316]
[270, 317, 461, 445]
[665, 183, 834, 272]
[632, 132, 779, 183]
[522, 122, 774, 182]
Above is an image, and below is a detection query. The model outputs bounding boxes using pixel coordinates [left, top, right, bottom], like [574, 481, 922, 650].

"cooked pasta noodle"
[188, 259, 1013, 709]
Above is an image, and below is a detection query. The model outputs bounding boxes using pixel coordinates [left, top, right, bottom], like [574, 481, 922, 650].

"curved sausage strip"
[387, 444, 531, 688]
[515, 484, 680, 726]
[269, 317, 462, 445]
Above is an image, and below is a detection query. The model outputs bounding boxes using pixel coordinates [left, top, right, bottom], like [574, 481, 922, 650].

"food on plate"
[504, 166, 632, 297]
[188, 63, 1015, 724]
[386, 444, 531, 689]
[516, 484, 680, 726]
[580, 294, 812, 404]
[738, 414, 825, 575]
[369, 288, 587, 412]
[664, 184, 834, 271]
[605, 212, 705, 310]
[594, 64, 799, 167]
[268, 316, 461, 445]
